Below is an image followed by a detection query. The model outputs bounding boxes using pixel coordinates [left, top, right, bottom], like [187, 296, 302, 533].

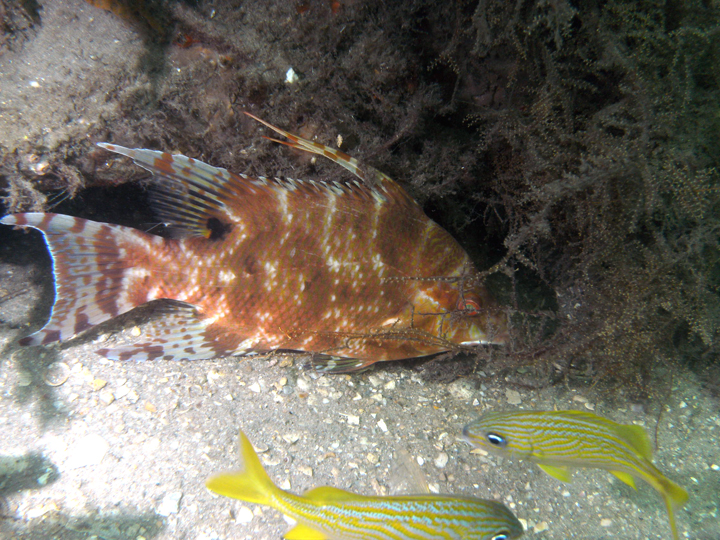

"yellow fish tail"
[206, 430, 279, 507]
[649, 471, 688, 540]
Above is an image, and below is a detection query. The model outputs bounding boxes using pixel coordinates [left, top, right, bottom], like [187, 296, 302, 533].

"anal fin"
[96, 303, 246, 361]
[284, 523, 328, 540]
[309, 355, 375, 373]
[610, 470, 637, 489]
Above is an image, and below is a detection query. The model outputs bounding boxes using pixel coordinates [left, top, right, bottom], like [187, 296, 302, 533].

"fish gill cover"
[0, 0, 718, 392]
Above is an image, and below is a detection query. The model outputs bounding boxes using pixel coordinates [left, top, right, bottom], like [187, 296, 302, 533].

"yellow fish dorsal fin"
[537, 463, 573, 482]
[284, 523, 329, 540]
[614, 424, 654, 460]
[303, 485, 364, 502]
[610, 470, 637, 489]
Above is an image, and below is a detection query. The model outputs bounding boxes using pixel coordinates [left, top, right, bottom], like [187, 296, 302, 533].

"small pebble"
[383, 380, 396, 390]
[600, 518, 612, 527]
[66, 434, 109, 469]
[157, 491, 183, 516]
[533, 521, 549, 533]
[99, 390, 115, 405]
[345, 414, 360, 426]
[44, 362, 70, 386]
[282, 433, 301, 444]
[298, 465, 313, 477]
[17, 371, 32, 387]
[91, 379, 107, 391]
[377, 419, 388, 432]
[434, 452, 449, 468]
[505, 389, 521, 405]
[248, 382, 261, 393]
[236, 506, 254, 523]
[366, 453, 378, 464]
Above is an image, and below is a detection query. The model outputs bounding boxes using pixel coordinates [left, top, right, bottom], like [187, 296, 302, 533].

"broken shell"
[44, 362, 70, 386]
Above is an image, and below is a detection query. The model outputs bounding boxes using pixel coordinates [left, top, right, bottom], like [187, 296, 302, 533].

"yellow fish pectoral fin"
[537, 464, 573, 482]
[610, 470, 637, 489]
[284, 523, 329, 540]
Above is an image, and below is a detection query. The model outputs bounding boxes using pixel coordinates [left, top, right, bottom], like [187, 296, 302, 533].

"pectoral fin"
[284, 523, 329, 540]
[537, 463, 573, 482]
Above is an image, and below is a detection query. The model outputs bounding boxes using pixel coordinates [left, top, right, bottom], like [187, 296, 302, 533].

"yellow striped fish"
[462, 410, 688, 540]
[207, 430, 524, 540]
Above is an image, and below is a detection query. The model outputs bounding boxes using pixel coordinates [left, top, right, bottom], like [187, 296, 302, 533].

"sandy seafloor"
[1, 2, 719, 540]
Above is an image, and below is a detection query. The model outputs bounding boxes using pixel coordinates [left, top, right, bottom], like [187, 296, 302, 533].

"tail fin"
[206, 430, 279, 507]
[0, 213, 162, 345]
[659, 476, 689, 540]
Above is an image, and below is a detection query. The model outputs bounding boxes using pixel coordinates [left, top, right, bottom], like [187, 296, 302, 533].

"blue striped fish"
[462, 410, 688, 540]
[207, 430, 524, 540]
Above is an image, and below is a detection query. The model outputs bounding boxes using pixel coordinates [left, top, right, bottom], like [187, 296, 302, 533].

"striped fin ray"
[94, 302, 252, 361]
[97, 140, 393, 238]
[97, 142, 244, 238]
[244, 112, 418, 206]
[0, 213, 157, 346]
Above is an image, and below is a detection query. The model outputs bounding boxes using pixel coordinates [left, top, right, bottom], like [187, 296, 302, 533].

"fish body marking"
[463, 410, 689, 540]
[1, 114, 508, 372]
[207, 429, 524, 540]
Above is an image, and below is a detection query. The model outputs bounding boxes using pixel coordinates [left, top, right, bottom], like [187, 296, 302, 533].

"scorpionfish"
[1, 113, 507, 372]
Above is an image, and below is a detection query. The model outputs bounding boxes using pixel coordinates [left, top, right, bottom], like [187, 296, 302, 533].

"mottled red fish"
[1, 114, 507, 372]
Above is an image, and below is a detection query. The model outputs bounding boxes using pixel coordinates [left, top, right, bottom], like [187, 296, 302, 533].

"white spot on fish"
[218, 269, 236, 283]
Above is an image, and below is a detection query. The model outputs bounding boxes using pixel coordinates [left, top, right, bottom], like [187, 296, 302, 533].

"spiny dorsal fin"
[97, 143, 241, 239]
[98, 134, 409, 239]
[244, 112, 416, 206]
[302, 485, 365, 502]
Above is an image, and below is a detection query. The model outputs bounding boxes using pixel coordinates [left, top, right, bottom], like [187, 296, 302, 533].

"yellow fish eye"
[487, 432, 508, 448]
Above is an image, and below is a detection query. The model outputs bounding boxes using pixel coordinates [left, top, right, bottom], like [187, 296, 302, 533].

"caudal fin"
[206, 430, 279, 507]
[0, 213, 162, 346]
[660, 476, 689, 540]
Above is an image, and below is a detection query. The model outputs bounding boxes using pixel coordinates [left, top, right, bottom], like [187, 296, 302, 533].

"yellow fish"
[207, 430, 524, 540]
[463, 410, 688, 540]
